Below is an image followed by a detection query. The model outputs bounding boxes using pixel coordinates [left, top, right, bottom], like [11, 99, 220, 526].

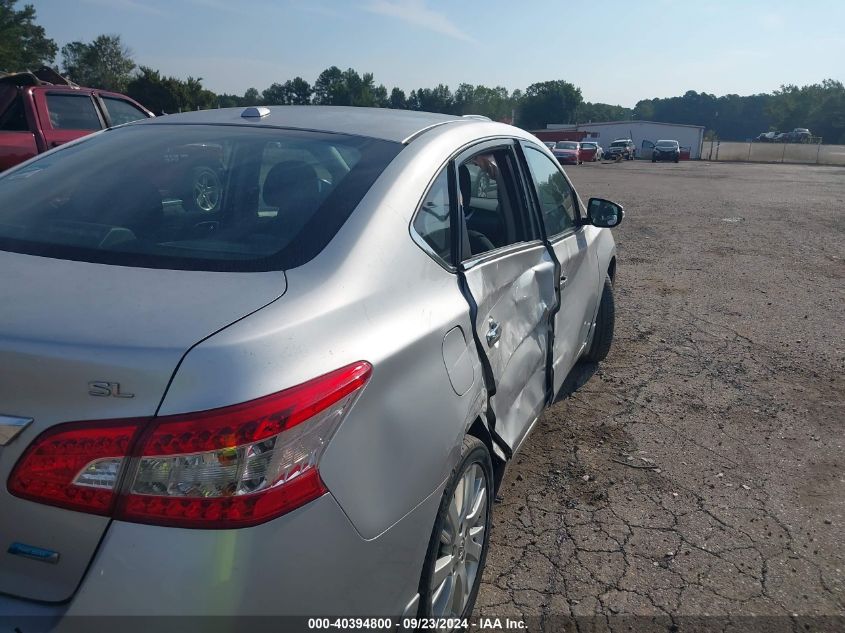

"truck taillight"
[8, 362, 371, 528]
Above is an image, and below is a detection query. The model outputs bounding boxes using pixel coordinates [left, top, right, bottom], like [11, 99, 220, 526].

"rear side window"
[413, 169, 452, 265]
[102, 97, 148, 126]
[0, 125, 401, 271]
[459, 147, 536, 260]
[0, 95, 28, 131]
[45, 94, 101, 130]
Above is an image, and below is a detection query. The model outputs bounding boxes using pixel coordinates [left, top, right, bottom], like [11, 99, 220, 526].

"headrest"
[263, 160, 320, 208]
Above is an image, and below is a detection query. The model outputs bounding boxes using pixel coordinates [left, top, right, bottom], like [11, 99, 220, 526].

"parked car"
[786, 128, 812, 143]
[553, 140, 581, 165]
[579, 141, 602, 161]
[651, 139, 680, 163]
[604, 139, 635, 160]
[774, 132, 790, 142]
[0, 106, 622, 622]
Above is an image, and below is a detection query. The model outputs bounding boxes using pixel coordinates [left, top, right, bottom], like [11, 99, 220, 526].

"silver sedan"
[0, 106, 622, 622]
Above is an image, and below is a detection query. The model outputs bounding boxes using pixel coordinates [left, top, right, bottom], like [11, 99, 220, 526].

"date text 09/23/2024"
[307, 618, 527, 630]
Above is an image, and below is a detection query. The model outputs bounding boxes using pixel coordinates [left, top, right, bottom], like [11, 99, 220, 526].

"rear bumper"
[0, 488, 441, 624]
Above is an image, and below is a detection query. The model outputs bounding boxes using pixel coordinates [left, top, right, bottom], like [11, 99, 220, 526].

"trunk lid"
[0, 250, 285, 602]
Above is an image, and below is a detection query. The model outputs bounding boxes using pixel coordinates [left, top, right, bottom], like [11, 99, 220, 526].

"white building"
[546, 120, 705, 159]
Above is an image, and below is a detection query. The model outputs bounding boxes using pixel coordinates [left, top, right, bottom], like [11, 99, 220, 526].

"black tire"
[184, 164, 222, 213]
[418, 435, 493, 622]
[583, 275, 615, 363]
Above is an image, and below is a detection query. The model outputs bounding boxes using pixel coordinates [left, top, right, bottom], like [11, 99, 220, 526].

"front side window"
[102, 97, 149, 126]
[523, 146, 578, 238]
[412, 169, 452, 266]
[0, 124, 401, 271]
[45, 94, 101, 130]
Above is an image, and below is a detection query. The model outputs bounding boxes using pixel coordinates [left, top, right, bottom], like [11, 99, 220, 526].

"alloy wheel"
[428, 462, 488, 618]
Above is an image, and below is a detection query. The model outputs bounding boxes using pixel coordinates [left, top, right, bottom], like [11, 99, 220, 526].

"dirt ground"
[475, 161, 845, 632]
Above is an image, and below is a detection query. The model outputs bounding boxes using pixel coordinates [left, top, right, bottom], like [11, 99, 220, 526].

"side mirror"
[587, 198, 624, 228]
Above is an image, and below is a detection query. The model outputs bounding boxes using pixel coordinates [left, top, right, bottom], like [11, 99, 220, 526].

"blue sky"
[30, 0, 845, 107]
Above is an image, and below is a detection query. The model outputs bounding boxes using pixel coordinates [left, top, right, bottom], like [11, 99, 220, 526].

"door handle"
[486, 319, 501, 347]
[560, 273, 568, 286]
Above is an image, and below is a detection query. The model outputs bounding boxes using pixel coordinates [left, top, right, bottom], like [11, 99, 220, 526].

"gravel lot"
[476, 161, 845, 632]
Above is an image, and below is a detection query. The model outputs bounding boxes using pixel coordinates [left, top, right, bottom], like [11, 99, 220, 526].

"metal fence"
[700, 140, 845, 166]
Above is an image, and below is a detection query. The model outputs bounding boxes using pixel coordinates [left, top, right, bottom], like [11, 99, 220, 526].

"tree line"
[2, 0, 844, 143]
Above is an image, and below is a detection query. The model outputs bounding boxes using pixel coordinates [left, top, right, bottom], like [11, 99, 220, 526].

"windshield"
[656, 140, 679, 148]
[610, 141, 628, 147]
[555, 141, 578, 150]
[580, 142, 597, 149]
[0, 124, 401, 271]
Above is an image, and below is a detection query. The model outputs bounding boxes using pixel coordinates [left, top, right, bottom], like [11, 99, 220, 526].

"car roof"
[127, 105, 475, 144]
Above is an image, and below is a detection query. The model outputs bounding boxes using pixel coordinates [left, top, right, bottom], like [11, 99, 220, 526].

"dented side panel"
[462, 243, 555, 450]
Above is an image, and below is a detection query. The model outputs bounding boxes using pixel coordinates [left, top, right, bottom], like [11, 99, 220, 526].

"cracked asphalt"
[475, 161, 845, 632]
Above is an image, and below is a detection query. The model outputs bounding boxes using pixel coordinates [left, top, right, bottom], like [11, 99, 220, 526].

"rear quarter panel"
[157, 130, 503, 540]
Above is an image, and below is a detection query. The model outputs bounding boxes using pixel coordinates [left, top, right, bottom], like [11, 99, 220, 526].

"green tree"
[61, 34, 135, 92]
[125, 67, 215, 113]
[313, 66, 345, 105]
[0, 0, 57, 72]
[126, 66, 180, 114]
[576, 102, 632, 123]
[517, 80, 582, 130]
[243, 87, 261, 104]
[408, 84, 454, 113]
[262, 82, 287, 105]
[388, 87, 407, 109]
[285, 77, 313, 105]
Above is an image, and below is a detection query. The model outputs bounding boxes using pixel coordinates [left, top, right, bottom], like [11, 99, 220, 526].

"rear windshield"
[580, 142, 597, 149]
[0, 124, 401, 271]
[555, 141, 578, 149]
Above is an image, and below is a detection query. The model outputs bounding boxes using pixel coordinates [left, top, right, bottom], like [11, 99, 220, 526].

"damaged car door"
[457, 142, 555, 452]
[521, 143, 601, 396]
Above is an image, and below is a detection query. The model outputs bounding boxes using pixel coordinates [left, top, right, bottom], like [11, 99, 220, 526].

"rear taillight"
[7, 419, 144, 515]
[8, 361, 371, 528]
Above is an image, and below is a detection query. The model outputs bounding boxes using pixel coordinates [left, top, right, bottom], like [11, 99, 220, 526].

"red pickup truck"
[0, 69, 154, 171]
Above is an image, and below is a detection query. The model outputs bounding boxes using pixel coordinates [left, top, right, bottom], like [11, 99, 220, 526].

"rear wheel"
[584, 275, 615, 362]
[419, 435, 493, 622]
